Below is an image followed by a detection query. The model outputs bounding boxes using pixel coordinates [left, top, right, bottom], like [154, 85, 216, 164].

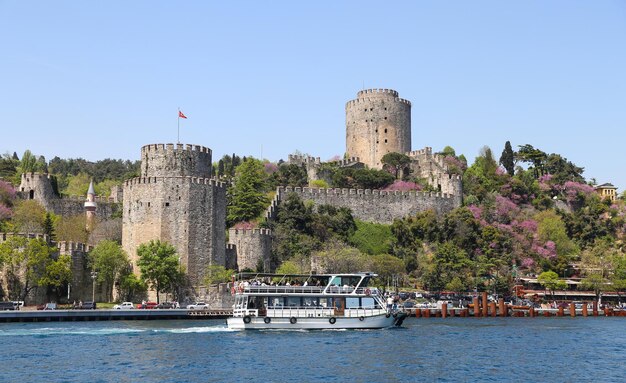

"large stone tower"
[346, 89, 411, 169]
[122, 143, 227, 285]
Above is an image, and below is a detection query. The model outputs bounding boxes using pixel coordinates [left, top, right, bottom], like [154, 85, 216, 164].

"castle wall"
[228, 228, 272, 272]
[346, 89, 411, 169]
[408, 147, 463, 206]
[18, 173, 119, 220]
[0, 233, 106, 304]
[276, 186, 459, 224]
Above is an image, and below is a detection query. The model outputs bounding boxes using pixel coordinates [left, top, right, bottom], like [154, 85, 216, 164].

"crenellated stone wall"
[274, 186, 459, 224]
[228, 228, 272, 272]
[18, 173, 120, 220]
[0, 233, 107, 304]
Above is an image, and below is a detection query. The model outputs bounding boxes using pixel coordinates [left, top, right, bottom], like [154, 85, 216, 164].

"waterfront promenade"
[0, 308, 232, 322]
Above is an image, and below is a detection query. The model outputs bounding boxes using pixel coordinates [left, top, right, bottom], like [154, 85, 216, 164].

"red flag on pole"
[179, 110, 187, 119]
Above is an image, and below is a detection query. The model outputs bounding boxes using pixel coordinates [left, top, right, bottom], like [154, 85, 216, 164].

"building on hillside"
[595, 183, 617, 202]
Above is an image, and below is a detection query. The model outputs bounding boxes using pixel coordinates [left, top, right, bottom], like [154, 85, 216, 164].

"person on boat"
[387, 296, 394, 310]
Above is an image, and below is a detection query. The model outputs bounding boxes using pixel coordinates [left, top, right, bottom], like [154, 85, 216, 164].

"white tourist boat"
[226, 272, 407, 330]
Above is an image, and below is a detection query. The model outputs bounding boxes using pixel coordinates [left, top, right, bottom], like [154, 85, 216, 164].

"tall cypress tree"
[499, 141, 515, 176]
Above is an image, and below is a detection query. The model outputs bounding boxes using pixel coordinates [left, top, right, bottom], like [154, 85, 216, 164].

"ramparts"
[275, 186, 459, 224]
[140, 143, 212, 178]
[228, 228, 272, 272]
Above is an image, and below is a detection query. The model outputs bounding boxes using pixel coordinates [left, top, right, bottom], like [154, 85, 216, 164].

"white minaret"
[84, 180, 97, 231]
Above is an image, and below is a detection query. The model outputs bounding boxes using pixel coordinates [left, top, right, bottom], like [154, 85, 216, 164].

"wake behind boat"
[226, 272, 407, 330]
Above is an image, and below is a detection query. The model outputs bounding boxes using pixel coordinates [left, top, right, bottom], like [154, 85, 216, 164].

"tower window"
[376, 140, 379, 144]
[364, 109, 367, 112]
[384, 128, 388, 133]
[384, 107, 387, 111]
[165, 202, 170, 207]
[384, 117, 387, 120]
[370, 108, 373, 111]
[384, 139, 388, 143]
[375, 129, 378, 133]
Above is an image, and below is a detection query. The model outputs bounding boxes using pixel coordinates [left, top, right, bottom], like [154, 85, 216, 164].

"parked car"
[113, 302, 135, 310]
[43, 303, 57, 310]
[156, 302, 175, 309]
[81, 301, 97, 310]
[137, 301, 158, 309]
[0, 301, 15, 311]
[186, 302, 210, 310]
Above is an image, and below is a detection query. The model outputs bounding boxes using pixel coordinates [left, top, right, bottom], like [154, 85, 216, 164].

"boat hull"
[227, 314, 396, 330]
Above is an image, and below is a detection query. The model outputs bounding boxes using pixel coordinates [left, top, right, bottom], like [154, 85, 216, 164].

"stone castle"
[4, 88, 462, 302]
[122, 144, 226, 285]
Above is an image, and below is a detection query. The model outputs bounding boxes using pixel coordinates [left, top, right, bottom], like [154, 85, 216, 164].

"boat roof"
[234, 272, 378, 279]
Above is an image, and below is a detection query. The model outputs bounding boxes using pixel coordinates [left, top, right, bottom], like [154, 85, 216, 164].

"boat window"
[303, 297, 319, 307]
[361, 297, 376, 308]
[268, 297, 283, 307]
[330, 276, 341, 286]
[359, 277, 371, 287]
[319, 298, 331, 308]
[346, 297, 360, 309]
[286, 297, 301, 307]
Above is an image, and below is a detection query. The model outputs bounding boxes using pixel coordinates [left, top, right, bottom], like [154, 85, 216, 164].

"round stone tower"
[346, 88, 411, 169]
[140, 143, 212, 178]
[123, 143, 226, 287]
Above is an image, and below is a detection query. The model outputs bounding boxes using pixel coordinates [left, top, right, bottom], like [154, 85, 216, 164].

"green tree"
[516, 144, 547, 179]
[350, 220, 393, 255]
[12, 200, 46, 233]
[537, 271, 566, 299]
[423, 242, 473, 292]
[89, 240, 130, 302]
[43, 212, 55, 239]
[381, 152, 411, 179]
[227, 158, 270, 226]
[118, 272, 147, 302]
[276, 260, 303, 275]
[204, 265, 235, 285]
[534, 210, 579, 258]
[54, 215, 89, 243]
[268, 163, 308, 188]
[136, 240, 181, 303]
[371, 254, 405, 285]
[579, 238, 616, 302]
[499, 141, 515, 176]
[0, 237, 63, 303]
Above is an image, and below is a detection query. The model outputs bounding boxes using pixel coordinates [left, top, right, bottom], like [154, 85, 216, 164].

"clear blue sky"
[1, 1, 625, 190]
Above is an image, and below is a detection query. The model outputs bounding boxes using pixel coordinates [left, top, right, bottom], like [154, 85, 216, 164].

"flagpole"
[177, 107, 180, 144]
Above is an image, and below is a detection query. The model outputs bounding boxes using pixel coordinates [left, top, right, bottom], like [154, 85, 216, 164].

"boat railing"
[265, 306, 336, 318]
[240, 285, 381, 295]
[244, 285, 326, 294]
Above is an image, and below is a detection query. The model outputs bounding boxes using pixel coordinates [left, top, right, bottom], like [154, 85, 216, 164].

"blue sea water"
[0, 317, 624, 383]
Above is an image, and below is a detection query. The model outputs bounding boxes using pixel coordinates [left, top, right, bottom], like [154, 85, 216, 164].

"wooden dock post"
[415, 308, 421, 318]
[498, 298, 506, 317]
[529, 307, 534, 317]
[423, 309, 430, 318]
[570, 303, 576, 317]
[442, 303, 448, 318]
[482, 292, 488, 317]
[473, 297, 480, 317]
[593, 301, 598, 316]
[582, 304, 588, 317]
[558, 306, 564, 317]
[490, 302, 497, 317]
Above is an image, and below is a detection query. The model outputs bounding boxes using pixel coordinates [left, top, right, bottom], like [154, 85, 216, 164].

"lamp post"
[91, 271, 98, 302]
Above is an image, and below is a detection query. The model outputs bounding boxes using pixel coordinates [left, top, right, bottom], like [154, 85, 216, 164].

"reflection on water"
[2, 318, 625, 382]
